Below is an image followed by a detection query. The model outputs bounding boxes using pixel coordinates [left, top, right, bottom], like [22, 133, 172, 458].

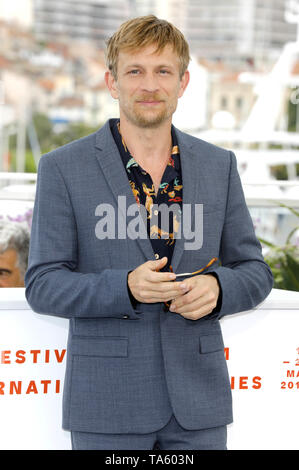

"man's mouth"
[136, 100, 163, 105]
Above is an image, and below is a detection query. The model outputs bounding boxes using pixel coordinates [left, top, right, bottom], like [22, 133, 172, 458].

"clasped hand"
[127, 256, 220, 320]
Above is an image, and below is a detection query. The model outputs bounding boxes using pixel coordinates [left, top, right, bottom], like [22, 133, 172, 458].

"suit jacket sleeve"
[209, 150, 273, 319]
[25, 153, 141, 320]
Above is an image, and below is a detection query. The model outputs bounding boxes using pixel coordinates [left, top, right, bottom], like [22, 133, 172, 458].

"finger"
[167, 288, 189, 304]
[171, 295, 216, 319]
[163, 285, 190, 302]
[172, 277, 210, 308]
[149, 271, 177, 282]
[146, 280, 188, 298]
[142, 288, 185, 304]
[176, 303, 215, 320]
[146, 257, 176, 282]
[142, 280, 189, 301]
[170, 291, 210, 313]
[148, 256, 168, 272]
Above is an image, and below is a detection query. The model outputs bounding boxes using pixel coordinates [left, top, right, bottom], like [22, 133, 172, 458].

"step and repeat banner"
[0, 288, 298, 450]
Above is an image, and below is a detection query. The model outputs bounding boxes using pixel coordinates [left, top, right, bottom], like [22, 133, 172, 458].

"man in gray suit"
[25, 16, 273, 450]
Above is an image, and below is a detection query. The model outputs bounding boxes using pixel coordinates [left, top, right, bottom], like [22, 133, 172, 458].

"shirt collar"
[110, 118, 181, 174]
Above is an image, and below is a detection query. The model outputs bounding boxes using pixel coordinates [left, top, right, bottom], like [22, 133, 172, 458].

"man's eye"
[128, 70, 140, 75]
[159, 70, 170, 74]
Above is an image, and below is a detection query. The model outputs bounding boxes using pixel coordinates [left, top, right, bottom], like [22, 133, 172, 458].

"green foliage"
[260, 204, 299, 292]
[32, 113, 99, 153]
[9, 113, 101, 172]
[10, 150, 37, 173]
[270, 164, 299, 180]
[50, 122, 99, 150]
[287, 99, 297, 132]
[32, 113, 54, 152]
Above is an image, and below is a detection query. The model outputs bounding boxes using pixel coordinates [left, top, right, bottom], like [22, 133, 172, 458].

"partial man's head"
[0, 220, 30, 287]
[105, 15, 191, 128]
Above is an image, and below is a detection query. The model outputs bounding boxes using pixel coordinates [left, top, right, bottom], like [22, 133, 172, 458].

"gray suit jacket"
[25, 120, 273, 434]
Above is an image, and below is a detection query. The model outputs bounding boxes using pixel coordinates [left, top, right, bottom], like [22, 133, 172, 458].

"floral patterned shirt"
[110, 118, 183, 273]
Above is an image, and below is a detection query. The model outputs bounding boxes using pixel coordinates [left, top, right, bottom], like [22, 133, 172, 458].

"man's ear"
[104, 70, 119, 99]
[178, 70, 190, 98]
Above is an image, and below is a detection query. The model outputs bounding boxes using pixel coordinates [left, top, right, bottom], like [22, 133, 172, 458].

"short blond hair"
[105, 15, 190, 79]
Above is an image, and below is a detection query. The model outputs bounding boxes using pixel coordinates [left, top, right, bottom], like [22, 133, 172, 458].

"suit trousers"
[71, 415, 227, 450]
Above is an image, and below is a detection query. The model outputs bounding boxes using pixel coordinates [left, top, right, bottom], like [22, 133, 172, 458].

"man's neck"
[118, 117, 173, 170]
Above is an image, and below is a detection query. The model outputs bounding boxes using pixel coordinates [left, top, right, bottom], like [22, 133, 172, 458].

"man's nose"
[140, 72, 159, 92]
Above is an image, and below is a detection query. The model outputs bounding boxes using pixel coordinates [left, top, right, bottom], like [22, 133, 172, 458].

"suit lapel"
[94, 121, 206, 272]
[94, 121, 156, 262]
[170, 127, 201, 273]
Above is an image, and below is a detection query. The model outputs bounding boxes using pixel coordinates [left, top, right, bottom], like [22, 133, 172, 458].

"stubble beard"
[121, 97, 178, 129]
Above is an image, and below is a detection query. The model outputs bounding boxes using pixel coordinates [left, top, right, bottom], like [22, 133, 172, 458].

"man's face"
[0, 248, 24, 287]
[105, 44, 189, 128]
